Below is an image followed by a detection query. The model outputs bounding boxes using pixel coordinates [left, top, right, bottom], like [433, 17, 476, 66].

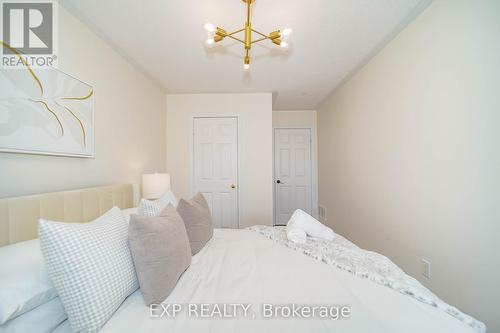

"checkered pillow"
[138, 190, 178, 217]
[38, 207, 138, 332]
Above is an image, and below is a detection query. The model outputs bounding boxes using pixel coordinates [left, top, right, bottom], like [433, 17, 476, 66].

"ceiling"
[61, 0, 431, 110]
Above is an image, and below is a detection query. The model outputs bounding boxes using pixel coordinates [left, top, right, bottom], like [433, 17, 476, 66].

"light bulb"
[206, 38, 215, 45]
[204, 23, 215, 32]
[243, 63, 250, 70]
[280, 41, 288, 48]
[281, 28, 292, 37]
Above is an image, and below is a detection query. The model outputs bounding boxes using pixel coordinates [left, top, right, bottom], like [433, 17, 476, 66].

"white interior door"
[274, 128, 312, 226]
[193, 117, 239, 228]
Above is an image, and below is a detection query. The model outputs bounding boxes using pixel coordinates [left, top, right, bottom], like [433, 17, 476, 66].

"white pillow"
[285, 226, 308, 244]
[0, 239, 57, 324]
[138, 190, 178, 217]
[0, 297, 67, 333]
[286, 209, 335, 242]
[38, 207, 139, 332]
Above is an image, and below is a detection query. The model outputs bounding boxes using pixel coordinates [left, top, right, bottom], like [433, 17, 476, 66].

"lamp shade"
[142, 173, 171, 199]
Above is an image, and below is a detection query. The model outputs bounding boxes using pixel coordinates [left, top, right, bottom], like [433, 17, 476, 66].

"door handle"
[230, 184, 237, 189]
[276, 180, 283, 184]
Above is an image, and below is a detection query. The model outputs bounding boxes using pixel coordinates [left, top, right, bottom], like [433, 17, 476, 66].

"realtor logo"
[1, 0, 57, 68]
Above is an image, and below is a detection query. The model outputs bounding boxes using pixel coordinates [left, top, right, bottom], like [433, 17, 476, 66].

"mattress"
[54, 229, 477, 333]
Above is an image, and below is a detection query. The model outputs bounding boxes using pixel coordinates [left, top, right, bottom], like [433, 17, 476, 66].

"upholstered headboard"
[0, 184, 134, 246]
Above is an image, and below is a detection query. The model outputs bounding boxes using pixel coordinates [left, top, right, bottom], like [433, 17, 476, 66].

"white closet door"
[274, 128, 312, 226]
[193, 117, 239, 228]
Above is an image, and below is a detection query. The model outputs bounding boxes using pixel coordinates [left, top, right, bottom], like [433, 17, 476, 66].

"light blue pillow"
[138, 190, 178, 216]
[39, 207, 138, 332]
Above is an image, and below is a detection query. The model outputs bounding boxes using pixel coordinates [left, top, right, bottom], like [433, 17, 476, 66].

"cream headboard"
[0, 184, 134, 246]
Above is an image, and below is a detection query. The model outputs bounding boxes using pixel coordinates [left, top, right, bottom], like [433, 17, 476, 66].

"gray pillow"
[176, 193, 214, 255]
[128, 204, 191, 305]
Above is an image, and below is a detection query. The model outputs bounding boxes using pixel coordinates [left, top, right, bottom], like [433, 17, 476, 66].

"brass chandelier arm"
[215, 27, 245, 43]
[251, 29, 268, 38]
[219, 27, 275, 44]
[246, 0, 251, 23]
[226, 35, 246, 44]
[251, 36, 268, 44]
[227, 28, 245, 36]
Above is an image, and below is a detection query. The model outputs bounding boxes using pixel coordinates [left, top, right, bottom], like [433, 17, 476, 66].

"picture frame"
[0, 65, 95, 158]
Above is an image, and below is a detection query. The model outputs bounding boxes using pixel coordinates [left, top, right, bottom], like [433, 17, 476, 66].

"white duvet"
[54, 229, 480, 333]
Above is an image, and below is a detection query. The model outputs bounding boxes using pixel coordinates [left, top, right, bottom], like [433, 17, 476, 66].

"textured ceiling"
[61, 0, 432, 109]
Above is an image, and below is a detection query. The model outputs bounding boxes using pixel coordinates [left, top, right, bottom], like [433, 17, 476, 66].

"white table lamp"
[142, 173, 171, 199]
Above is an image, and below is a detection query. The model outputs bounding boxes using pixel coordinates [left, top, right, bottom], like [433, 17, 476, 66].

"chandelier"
[204, 0, 292, 70]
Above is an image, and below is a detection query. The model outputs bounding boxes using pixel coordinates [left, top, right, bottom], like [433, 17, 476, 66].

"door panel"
[194, 117, 238, 229]
[274, 129, 312, 226]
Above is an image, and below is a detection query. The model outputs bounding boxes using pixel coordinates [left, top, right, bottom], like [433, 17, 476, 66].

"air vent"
[318, 205, 327, 222]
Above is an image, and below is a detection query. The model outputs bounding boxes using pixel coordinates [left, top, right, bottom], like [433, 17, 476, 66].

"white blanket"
[286, 209, 334, 243]
[249, 225, 485, 333]
[53, 229, 481, 333]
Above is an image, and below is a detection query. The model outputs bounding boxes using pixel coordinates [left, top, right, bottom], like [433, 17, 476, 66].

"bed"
[0, 185, 485, 333]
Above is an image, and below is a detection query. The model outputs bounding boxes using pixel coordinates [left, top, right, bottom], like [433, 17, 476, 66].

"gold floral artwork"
[0, 41, 94, 157]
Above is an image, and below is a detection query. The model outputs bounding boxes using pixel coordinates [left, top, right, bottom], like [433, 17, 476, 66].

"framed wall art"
[0, 52, 94, 157]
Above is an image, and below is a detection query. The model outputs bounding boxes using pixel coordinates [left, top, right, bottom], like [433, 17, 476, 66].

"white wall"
[273, 110, 318, 219]
[0, 7, 166, 199]
[167, 93, 273, 228]
[318, 0, 500, 331]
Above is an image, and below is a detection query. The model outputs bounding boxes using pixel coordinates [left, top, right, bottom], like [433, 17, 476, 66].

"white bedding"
[250, 225, 485, 332]
[54, 229, 478, 333]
